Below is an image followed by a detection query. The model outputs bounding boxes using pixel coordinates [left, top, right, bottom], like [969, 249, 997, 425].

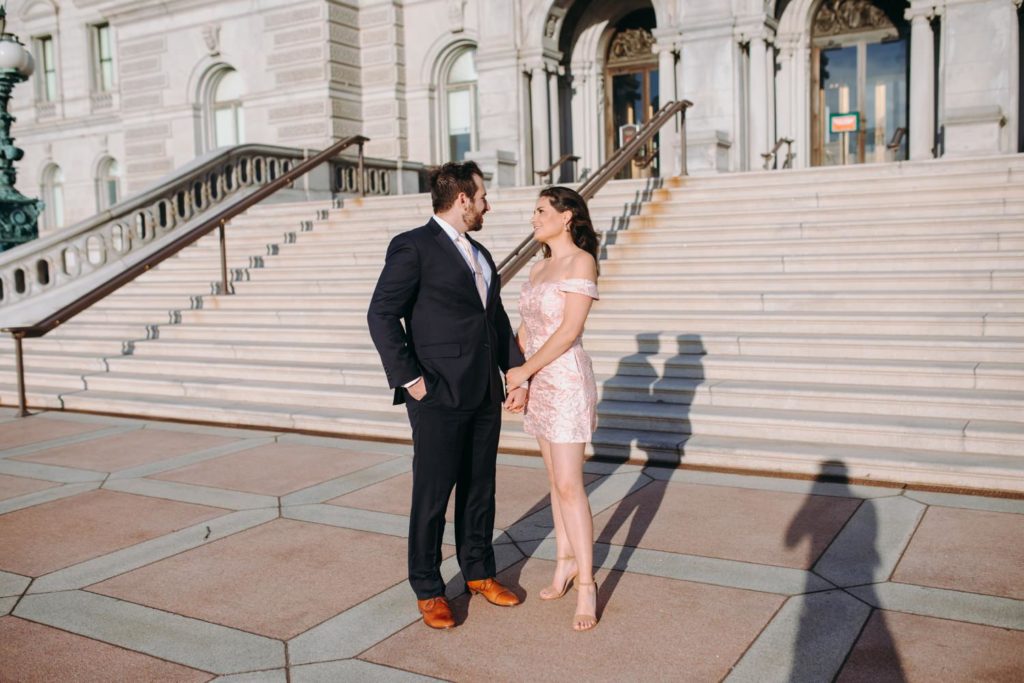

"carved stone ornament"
[813, 0, 895, 37]
[448, 0, 466, 33]
[544, 12, 561, 39]
[202, 24, 221, 56]
[607, 28, 656, 66]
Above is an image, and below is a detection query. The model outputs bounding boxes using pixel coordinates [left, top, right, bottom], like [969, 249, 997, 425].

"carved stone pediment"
[813, 0, 895, 37]
[607, 28, 656, 67]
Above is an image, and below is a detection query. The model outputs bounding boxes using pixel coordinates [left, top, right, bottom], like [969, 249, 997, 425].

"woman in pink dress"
[505, 186, 600, 631]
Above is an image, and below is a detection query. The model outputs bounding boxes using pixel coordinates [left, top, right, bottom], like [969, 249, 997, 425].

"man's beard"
[464, 205, 484, 232]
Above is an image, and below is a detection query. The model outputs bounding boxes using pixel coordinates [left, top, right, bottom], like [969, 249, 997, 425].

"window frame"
[440, 47, 479, 163]
[91, 22, 115, 94]
[34, 35, 59, 102]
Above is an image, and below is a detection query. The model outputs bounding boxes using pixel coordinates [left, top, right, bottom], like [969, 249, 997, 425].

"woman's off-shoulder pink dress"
[518, 278, 600, 443]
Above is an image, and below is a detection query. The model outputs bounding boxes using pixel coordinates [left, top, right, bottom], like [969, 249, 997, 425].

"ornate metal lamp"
[0, 5, 43, 251]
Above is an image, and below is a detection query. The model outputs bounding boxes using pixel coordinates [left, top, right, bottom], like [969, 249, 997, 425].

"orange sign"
[830, 112, 860, 134]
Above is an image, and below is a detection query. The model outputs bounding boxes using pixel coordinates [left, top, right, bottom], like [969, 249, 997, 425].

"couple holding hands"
[367, 161, 601, 632]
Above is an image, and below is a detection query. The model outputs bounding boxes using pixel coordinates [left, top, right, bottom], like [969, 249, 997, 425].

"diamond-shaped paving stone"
[328, 465, 599, 530]
[0, 416, 110, 450]
[89, 518, 420, 640]
[892, 506, 1024, 600]
[0, 616, 213, 682]
[0, 473, 59, 501]
[361, 556, 783, 681]
[837, 610, 1024, 682]
[12, 428, 237, 472]
[152, 443, 394, 496]
[592, 480, 861, 569]
[0, 489, 226, 576]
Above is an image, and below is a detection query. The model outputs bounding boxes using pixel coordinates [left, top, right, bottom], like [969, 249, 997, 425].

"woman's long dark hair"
[538, 186, 600, 274]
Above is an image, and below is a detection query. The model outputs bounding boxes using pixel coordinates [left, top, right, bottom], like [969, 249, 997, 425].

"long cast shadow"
[785, 460, 906, 681]
[590, 333, 702, 606]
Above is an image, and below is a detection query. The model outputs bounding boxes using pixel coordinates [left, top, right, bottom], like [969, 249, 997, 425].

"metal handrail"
[6, 134, 369, 416]
[534, 153, 581, 184]
[887, 127, 908, 150]
[761, 137, 794, 170]
[497, 100, 693, 286]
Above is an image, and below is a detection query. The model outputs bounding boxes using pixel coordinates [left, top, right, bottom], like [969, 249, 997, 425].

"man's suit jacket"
[367, 218, 526, 410]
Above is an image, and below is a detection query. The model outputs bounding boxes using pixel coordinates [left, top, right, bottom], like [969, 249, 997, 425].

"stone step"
[117, 270, 1023, 296]
[599, 252, 1024, 275]
[604, 233, 1024, 258]
[65, 355, 1023, 423]
[631, 199, 1024, 227]
[76, 292, 1024, 323]
[48, 385, 1024, 461]
[652, 184, 1024, 211]
[610, 216, 1024, 242]
[650, 172, 1022, 201]
[587, 401, 1021, 456]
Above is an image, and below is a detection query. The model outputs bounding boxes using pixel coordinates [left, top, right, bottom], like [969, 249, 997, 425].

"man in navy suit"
[367, 161, 527, 629]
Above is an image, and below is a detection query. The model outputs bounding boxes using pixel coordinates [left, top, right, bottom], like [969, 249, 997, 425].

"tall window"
[92, 23, 114, 92]
[35, 36, 58, 102]
[96, 158, 121, 211]
[42, 165, 65, 230]
[212, 70, 245, 148]
[444, 49, 478, 161]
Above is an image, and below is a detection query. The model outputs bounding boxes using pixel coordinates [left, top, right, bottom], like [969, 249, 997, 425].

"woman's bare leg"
[538, 436, 578, 598]
[549, 441, 596, 630]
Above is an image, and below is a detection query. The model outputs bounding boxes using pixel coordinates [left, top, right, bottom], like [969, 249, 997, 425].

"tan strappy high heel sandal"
[539, 556, 577, 601]
[573, 580, 598, 631]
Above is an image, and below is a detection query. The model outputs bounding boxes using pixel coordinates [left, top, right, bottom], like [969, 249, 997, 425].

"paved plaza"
[0, 408, 1022, 682]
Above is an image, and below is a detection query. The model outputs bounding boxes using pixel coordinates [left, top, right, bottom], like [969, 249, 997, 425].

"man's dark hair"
[429, 160, 483, 213]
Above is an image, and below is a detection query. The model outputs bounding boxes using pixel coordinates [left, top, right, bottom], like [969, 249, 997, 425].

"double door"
[812, 33, 908, 166]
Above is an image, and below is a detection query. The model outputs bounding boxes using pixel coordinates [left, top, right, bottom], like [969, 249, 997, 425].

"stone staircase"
[2, 156, 1023, 491]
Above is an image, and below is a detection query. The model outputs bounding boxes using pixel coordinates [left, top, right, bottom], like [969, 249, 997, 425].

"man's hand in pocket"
[406, 377, 427, 401]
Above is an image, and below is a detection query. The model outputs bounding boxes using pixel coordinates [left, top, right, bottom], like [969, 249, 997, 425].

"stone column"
[748, 36, 770, 170]
[656, 39, 682, 176]
[907, 7, 936, 160]
[530, 66, 550, 179]
[547, 65, 561, 169]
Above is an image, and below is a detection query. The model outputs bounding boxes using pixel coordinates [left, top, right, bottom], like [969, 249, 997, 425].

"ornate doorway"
[605, 21, 659, 178]
[810, 0, 909, 166]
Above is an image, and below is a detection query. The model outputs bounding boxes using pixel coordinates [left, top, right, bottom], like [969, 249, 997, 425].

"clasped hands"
[502, 366, 530, 414]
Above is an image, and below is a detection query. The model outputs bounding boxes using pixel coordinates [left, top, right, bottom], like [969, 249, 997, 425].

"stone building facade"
[5, 0, 1022, 234]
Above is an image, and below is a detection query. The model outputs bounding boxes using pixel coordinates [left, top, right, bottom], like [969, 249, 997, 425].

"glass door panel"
[865, 39, 908, 162]
[820, 45, 858, 166]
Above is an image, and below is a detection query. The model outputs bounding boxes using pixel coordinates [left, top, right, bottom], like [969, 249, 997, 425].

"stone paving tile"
[0, 489, 226, 577]
[0, 416, 111, 450]
[836, 610, 1024, 682]
[0, 473, 59, 501]
[360, 556, 783, 683]
[0, 616, 214, 682]
[892, 506, 1024, 600]
[592, 481, 861, 569]
[328, 465, 599, 530]
[88, 519, 417, 640]
[152, 443, 394, 496]
[11, 428, 238, 472]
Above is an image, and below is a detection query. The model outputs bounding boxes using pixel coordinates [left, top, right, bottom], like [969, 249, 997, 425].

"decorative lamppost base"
[0, 191, 42, 251]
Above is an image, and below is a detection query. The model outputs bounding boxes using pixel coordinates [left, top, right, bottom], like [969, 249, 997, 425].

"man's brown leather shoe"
[466, 578, 520, 606]
[417, 596, 456, 629]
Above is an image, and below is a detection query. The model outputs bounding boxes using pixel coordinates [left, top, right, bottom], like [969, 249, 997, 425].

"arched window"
[201, 68, 245, 150]
[41, 165, 65, 230]
[444, 49, 478, 161]
[96, 157, 121, 211]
